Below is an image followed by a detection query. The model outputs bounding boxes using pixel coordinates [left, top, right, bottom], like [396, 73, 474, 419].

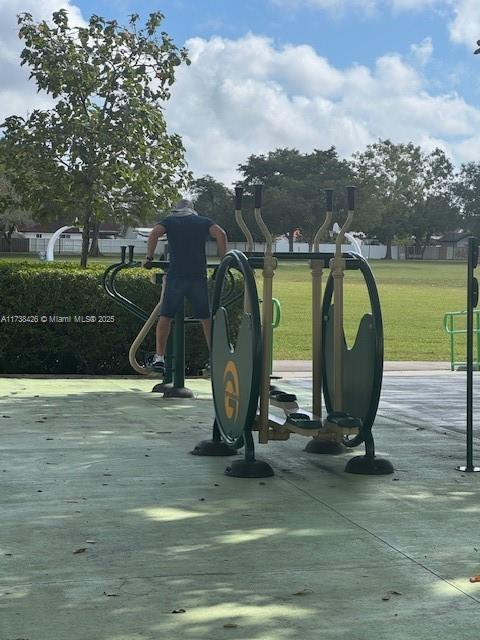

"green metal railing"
[258, 297, 281, 375]
[443, 310, 480, 371]
[271, 298, 281, 374]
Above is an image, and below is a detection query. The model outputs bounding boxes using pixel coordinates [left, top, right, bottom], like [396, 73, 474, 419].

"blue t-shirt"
[158, 214, 214, 277]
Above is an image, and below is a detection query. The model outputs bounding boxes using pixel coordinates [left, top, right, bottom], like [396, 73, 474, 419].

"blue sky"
[74, 0, 480, 98]
[1, 0, 480, 184]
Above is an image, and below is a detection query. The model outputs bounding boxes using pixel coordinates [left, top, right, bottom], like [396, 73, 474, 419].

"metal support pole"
[311, 189, 333, 419]
[330, 186, 355, 413]
[458, 236, 480, 472]
[173, 302, 186, 391]
[253, 184, 275, 444]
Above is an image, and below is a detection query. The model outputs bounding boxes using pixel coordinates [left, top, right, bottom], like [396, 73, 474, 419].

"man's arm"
[209, 224, 228, 259]
[143, 224, 166, 266]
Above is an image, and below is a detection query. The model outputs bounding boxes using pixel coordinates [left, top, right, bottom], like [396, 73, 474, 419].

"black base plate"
[305, 439, 345, 455]
[151, 383, 194, 398]
[345, 455, 394, 475]
[225, 458, 274, 478]
[191, 440, 238, 457]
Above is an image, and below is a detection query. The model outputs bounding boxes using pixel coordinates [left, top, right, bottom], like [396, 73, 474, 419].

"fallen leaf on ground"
[73, 548, 87, 554]
[469, 575, 480, 583]
[382, 590, 402, 601]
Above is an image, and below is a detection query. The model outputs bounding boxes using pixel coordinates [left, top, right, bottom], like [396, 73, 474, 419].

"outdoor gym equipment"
[443, 310, 480, 371]
[103, 245, 240, 397]
[456, 236, 480, 473]
[193, 184, 393, 477]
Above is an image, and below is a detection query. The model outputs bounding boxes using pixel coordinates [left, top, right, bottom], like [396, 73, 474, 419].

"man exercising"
[142, 198, 228, 373]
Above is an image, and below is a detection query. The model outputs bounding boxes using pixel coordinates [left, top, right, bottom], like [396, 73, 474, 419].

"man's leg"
[146, 276, 183, 372]
[156, 315, 173, 356]
[189, 277, 211, 351]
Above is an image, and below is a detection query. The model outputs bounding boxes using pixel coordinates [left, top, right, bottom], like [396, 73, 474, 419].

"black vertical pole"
[458, 236, 480, 472]
[467, 238, 474, 470]
[173, 302, 186, 390]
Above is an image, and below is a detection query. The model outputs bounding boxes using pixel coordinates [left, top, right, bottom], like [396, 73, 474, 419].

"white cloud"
[271, 0, 378, 15]
[272, 0, 443, 13]
[410, 37, 434, 65]
[449, 0, 480, 48]
[0, 1, 84, 123]
[390, 0, 441, 10]
[166, 34, 480, 185]
[273, 0, 480, 50]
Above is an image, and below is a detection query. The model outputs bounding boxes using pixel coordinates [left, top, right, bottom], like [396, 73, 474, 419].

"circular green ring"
[211, 250, 262, 449]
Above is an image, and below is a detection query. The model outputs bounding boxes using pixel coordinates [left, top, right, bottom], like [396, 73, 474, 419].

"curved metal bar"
[313, 212, 332, 253]
[234, 185, 254, 253]
[235, 211, 254, 253]
[314, 190, 334, 253]
[104, 262, 150, 321]
[253, 185, 273, 255]
[335, 187, 356, 258]
[110, 262, 151, 320]
[103, 263, 145, 319]
[335, 213, 354, 258]
[211, 249, 262, 451]
[321, 251, 383, 438]
[128, 298, 165, 376]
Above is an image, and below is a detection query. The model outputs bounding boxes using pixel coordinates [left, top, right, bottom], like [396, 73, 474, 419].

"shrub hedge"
[0, 261, 243, 375]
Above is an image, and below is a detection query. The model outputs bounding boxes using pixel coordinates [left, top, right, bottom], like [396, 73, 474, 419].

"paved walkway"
[1, 370, 480, 640]
[274, 360, 451, 376]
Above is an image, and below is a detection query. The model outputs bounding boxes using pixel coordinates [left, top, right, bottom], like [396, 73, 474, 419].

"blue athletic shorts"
[160, 275, 210, 319]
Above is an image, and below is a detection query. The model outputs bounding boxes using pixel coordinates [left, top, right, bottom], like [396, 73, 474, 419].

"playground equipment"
[46, 225, 74, 261]
[443, 310, 480, 371]
[331, 222, 363, 257]
[193, 185, 393, 477]
[103, 245, 240, 397]
[456, 236, 480, 473]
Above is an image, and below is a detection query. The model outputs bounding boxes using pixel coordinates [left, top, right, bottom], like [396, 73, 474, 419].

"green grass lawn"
[0, 253, 469, 362]
[266, 260, 468, 362]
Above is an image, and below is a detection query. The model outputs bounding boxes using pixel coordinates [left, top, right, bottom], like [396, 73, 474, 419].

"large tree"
[191, 176, 240, 240]
[0, 174, 33, 251]
[352, 140, 423, 259]
[456, 162, 480, 237]
[238, 147, 353, 251]
[407, 148, 458, 258]
[1, 10, 191, 266]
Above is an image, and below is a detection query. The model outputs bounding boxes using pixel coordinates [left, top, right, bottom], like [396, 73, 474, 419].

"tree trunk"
[287, 229, 294, 252]
[88, 216, 102, 257]
[80, 211, 91, 268]
[384, 238, 392, 260]
[420, 234, 431, 260]
[4, 225, 14, 252]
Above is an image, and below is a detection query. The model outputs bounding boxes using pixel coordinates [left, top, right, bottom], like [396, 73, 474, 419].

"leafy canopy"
[1, 10, 192, 264]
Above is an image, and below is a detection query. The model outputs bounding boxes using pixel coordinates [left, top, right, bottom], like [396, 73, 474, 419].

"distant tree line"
[193, 141, 480, 260]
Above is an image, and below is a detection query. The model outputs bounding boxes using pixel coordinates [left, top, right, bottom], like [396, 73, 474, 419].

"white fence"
[28, 236, 402, 260]
[29, 237, 164, 258]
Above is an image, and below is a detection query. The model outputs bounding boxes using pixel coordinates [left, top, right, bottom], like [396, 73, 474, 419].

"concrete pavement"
[1, 369, 480, 640]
